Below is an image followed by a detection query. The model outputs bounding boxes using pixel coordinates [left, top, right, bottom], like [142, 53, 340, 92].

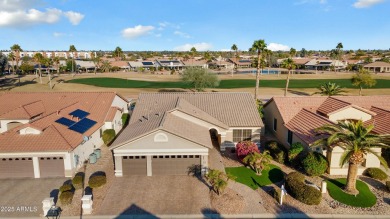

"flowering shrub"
[236, 141, 260, 161]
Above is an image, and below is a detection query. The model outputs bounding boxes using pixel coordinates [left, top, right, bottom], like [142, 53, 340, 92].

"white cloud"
[174, 31, 190, 38]
[0, 0, 85, 27]
[158, 21, 180, 30]
[53, 32, 64, 37]
[268, 43, 290, 51]
[174, 43, 212, 51]
[63, 11, 84, 25]
[353, 0, 385, 8]
[121, 25, 155, 39]
[220, 49, 231, 52]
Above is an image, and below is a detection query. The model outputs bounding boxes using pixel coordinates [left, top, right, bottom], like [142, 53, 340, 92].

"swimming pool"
[237, 69, 280, 74]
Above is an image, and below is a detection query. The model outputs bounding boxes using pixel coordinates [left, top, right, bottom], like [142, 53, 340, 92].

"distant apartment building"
[1, 51, 95, 59]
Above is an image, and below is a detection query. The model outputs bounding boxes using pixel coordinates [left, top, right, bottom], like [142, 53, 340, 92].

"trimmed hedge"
[72, 172, 84, 189]
[288, 142, 305, 165]
[121, 113, 130, 126]
[59, 191, 74, 205]
[302, 152, 328, 176]
[364, 168, 388, 181]
[59, 184, 73, 193]
[285, 172, 322, 205]
[102, 129, 116, 145]
[265, 141, 286, 164]
[88, 175, 107, 188]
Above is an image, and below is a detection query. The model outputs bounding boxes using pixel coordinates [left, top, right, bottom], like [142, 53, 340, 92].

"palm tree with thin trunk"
[336, 42, 343, 60]
[250, 39, 267, 100]
[312, 82, 346, 96]
[10, 44, 22, 73]
[33, 53, 44, 84]
[190, 47, 197, 66]
[69, 45, 77, 76]
[8, 52, 15, 73]
[289, 48, 297, 58]
[53, 57, 60, 75]
[114, 46, 123, 60]
[243, 151, 272, 175]
[281, 58, 296, 96]
[312, 120, 390, 194]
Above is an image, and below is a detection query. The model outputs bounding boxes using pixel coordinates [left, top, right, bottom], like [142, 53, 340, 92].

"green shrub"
[302, 152, 328, 176]
[72, 173, 84, 189]
[285, 172, 322, 205]
[288, 142, 305, 165]
[59, 184, 73, 193]
[88, 175, 107, 188]
[121, 113, 129, 126]
[102, 129, 116, 145]
[265, 141, 285, 164]
[364, 168, 388, 181]
[386, 181, 390, 192]
[59, 191, 74, 205]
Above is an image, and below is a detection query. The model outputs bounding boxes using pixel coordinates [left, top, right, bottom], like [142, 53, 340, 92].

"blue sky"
[0, 0, 389, 51]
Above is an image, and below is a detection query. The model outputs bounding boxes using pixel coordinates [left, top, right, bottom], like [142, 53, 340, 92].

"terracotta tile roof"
[228, 58, 252, 66]
[285, 109, 334, 145]
[110, 61, 130, 68]
[182, 59, 208, 66]
[364, 61, 390, 67]
[334, 96, 390, 111]
[265, 96, 327, 123]
[132, 92, 263, 127]
[0, 92, 125, 153]
[105, 107, 120, 122]
[317, 97, 351, 115]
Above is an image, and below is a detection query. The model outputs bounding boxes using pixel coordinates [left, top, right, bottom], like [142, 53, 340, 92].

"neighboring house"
[110, 92, 263, 177]
[110, 61, 130, 71]
[155, 59, 185, 70]
[277, 58, 311, 69]
[228, 58, 252, 68]
[0, 92, 129, 179]
[263, 96, 390, 175]
[1, 51, 95, 59]
[75, 60, 96, 72]
[305, 59, 347, 71]
[182, 59, 209, 69]
[363, 61, 390, 73]
[128, 61, 158, 71]
[208, 61, 235, 70]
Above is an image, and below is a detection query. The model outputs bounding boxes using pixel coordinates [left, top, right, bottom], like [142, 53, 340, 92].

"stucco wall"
[263, 101, 289, 147]
[328, 107, 372, 122]
[0, 119, 30, 133]
[111, 95, 129, 113]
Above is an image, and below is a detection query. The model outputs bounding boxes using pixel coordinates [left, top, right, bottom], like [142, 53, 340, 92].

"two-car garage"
[121, 155, 201, 176]
[0, 156, 65, 179]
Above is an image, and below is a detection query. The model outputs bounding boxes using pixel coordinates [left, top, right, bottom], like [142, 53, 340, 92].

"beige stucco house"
[363, 61, 390, 73]
[0, 92, 128, 179]
[263, 96, 390, 175]
[110, 92, 264, 177]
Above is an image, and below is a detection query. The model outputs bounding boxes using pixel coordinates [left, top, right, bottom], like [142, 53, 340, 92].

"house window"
[273, 118, 277, 131]
[287, 130, 293, 145]
[233, 129, 252, 142]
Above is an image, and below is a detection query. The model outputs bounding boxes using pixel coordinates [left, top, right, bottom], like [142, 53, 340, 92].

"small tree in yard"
[181, 67, 220, 91]
[243, 151, 272, 175]
[351, 69, 376, 96]
[236, 141, 260, 161]
[205, 169, 235, 195]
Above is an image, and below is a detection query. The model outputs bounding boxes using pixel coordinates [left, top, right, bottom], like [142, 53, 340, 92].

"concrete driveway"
[0, 178, 67, 217]
[96, 175, 212, 216]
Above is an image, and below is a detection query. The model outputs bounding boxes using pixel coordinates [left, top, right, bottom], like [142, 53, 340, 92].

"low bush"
[72, 172, 84, 189]
[386, 181, 390, 192]
[288, 142, 305, 165]
[59, 184, 73, 193]
[88, 175, 107, 188]
[302, 152, 328, 176]
[272, 186, 281, 203]
[236, 141, 260, 161]
[265, 141, 286, 164]
[59, 191, 74, 205]
[102, 129, 116, 145]
[121, 113, 130, 126]
[364, 168, 388, 181]
[285, 172, 322, 205]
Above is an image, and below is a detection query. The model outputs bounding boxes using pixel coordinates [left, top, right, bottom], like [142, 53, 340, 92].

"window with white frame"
[233, 129, 252, 142]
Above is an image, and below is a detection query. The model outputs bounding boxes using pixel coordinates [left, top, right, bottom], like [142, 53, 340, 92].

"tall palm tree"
[281, 58, 296, 96]
[289, 48, 297, 58]
[33, 53, 44, 84]
[53, 57, 60, 75]
[10, 44, 22, 73]
[336, 42, 344, 60]
[114, 46, 123, 60]
[231, 44, 238, 60]
[68, 45, 77, 75]
[190, 47, 197, 65]
[250, 39, 267, 100]
[313, 82, 346, 96]
[7, 52, 15, 73]
[313, 120, 390, 194]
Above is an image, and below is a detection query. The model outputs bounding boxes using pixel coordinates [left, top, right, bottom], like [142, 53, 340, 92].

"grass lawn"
[327, 178, 377, 208]
[225, 165, 284, 190]
[68, 77, 390, 89]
